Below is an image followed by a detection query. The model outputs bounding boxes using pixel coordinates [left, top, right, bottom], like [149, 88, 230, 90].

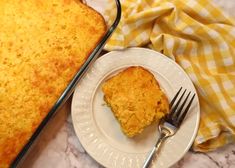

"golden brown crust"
[0, 0, 106, 167]
[102, 66, 169, 137]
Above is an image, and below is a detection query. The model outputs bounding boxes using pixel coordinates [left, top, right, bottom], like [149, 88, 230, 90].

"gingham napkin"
[104, 0, 235, 152]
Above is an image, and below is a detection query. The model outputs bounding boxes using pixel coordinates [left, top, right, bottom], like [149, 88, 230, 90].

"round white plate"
[71, 47, 200, 168]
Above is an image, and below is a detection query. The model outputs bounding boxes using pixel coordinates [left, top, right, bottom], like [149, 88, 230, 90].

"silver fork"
[142, 87, 195, 168]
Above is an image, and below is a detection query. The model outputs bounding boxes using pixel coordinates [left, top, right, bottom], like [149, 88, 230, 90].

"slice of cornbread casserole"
[102, 66, 169, 137]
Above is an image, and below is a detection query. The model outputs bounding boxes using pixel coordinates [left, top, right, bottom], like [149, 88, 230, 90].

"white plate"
[71, 47, 200, 168]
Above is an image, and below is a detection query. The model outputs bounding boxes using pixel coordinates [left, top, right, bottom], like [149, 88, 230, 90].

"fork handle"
[142, 132, 167, 168]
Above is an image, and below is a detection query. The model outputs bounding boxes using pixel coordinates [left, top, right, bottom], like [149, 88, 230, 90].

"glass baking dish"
[10, 0, 121, 167]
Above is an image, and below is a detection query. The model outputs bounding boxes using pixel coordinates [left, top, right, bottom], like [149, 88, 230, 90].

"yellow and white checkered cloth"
[104, 0, 235, 152]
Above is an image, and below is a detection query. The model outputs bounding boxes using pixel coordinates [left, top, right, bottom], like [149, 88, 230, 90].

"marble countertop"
[18, 0, 235, 168]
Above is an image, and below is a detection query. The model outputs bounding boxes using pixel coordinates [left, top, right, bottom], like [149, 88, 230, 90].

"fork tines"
[167, 87, 195, 127]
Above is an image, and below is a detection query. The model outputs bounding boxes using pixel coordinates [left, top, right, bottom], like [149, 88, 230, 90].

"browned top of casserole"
[0, 0, 106, 167]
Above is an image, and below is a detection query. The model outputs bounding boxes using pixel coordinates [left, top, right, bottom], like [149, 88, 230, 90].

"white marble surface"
[18, 0, 235, 168]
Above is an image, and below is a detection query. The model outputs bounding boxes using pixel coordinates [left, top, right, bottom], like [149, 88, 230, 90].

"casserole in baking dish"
[0, 0, 109, 167]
